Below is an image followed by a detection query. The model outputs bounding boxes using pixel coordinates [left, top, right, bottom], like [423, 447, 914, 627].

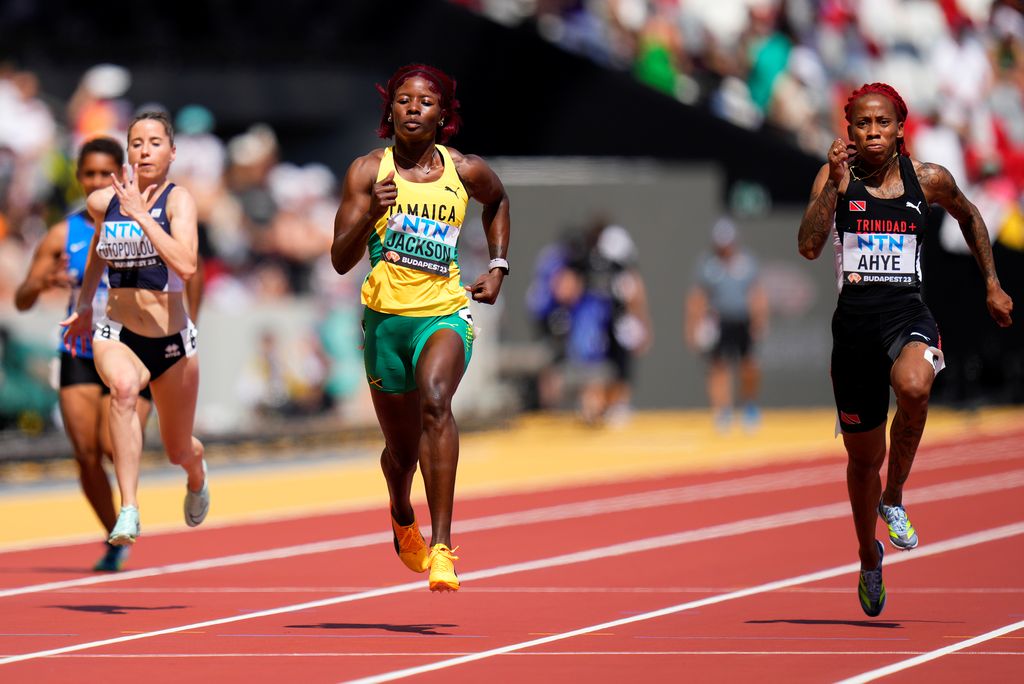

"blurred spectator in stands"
[236, 329, 289, 416]
[584, 220, 652, 425]
[685, 217, 767, 432]
[67, 64, 132, 148]
[265, 162, 336, 293]
[171, 104, 226, 226]
[527, 218, 650, 424]
[0, 66, 57, 237]
[0, 324, 57, 433]
[526, 230, 587, 412]
[227, 123, 279, 254]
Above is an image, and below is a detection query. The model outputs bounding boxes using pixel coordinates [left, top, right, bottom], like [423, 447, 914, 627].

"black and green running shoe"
[858, 540, 886, 617]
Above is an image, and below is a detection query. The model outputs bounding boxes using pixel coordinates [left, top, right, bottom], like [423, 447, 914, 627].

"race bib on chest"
[842, 232, 918, 285]
[382, 213, 460, 277]
[98, 221, 160, 269]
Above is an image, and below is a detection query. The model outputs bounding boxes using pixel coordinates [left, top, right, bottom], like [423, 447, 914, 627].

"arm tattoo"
[798, 181, 837, 257]
[919, 163, 999, 284]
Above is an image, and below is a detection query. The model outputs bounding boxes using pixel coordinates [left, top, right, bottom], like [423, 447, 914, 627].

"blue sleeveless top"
[60, 210, 109, 357]
[98, 183, 184, 292]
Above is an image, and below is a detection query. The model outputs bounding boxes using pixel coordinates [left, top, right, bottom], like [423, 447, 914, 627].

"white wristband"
[488, 258, 509, 275]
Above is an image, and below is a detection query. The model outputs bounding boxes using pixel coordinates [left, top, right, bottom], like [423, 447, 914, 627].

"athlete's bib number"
[842, 232, 918, 286]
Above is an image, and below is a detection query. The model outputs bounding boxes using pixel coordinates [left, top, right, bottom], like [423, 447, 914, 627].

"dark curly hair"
[77, 136, 124, 168]
[376, 64, 461, 144]
[844, 82, 909, 156]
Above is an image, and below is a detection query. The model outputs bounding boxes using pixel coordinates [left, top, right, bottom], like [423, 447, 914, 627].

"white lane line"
[6, 651, 1024, 658]
[835, 619, 1024, 683]
[54, 586, 1024, 595]
[4, 429, 1021, 555]
[342, 522, 1024, 684]
[2, 513, 1022, 669]
[0, 462, 887, 599]
[4, 464, 1023, 601]
[0, 462, 838, 554]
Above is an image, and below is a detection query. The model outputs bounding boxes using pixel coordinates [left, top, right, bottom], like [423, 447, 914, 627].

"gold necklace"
[850, 152, 898, 182]
[393, 148, 436, 174]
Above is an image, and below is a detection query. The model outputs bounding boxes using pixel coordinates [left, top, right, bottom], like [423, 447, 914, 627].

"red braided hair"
[376, 64, 462, 144]
[844, 82, 909, 156]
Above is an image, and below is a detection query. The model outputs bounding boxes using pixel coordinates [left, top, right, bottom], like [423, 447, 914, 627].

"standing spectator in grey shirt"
[684, 217, 768, 432]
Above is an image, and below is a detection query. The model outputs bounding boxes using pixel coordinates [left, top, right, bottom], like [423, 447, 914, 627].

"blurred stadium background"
[1, 0, 1023, 465]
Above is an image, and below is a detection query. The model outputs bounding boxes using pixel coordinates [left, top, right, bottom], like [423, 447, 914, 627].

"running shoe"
[93, 541, 129, 572]
[108, 505, 140, 546]
[858, 540, 886, 617]
[714, 409, 732, 433]
[184, 460, 210, 528]
[427, 544, 460, 592]
[392, 514, 430, 573]
[878, 500, 918, 550]
[742, 404, 761, 432]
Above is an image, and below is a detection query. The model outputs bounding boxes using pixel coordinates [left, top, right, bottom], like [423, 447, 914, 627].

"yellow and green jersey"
[361, 145, 469, 316]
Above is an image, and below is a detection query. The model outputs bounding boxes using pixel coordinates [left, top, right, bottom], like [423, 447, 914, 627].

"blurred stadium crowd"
[0, 63, 343, 306]
[0, 63, 372, 432]
[458, 1, 1024, 207]
[3, 0, 1024, 436]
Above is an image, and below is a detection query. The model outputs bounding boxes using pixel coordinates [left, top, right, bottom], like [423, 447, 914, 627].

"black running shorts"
[94, 317, 197, 383]
[59, 352, 153, 400]
[830, 295, 940, 434]
[710, 320, 753, 361]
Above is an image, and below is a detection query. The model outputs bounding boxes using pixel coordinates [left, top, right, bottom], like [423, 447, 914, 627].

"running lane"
[0, 415, 1021, 682]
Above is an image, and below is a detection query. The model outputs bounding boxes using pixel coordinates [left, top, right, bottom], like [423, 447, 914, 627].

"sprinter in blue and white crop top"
[97, 183, 183, 293]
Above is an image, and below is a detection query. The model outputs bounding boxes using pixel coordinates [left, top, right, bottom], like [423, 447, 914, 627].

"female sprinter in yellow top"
[331, 64, 511, 592]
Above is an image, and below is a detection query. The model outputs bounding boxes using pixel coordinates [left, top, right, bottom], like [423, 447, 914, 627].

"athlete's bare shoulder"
[166, 183, 197, 219]
[86, 186, 116, 214]
[912, 158, 957, 202]
[445, 146, 480, 169]
[167, 183, 195, 204]
[446, 146, 492, 184]
[346, 148, 387, 181]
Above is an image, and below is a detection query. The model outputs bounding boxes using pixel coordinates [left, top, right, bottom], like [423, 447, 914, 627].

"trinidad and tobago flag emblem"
[849, 200, 867, 211]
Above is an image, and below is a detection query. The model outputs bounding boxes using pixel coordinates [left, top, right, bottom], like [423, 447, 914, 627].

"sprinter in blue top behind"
[15, 138, 154, 571]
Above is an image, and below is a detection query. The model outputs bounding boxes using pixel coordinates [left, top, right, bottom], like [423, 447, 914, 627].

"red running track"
[0, 429, 1022, 683]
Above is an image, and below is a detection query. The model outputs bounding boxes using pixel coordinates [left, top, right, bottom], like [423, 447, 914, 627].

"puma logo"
[444, 185, 461, 198]
[906, 201, 923, 214]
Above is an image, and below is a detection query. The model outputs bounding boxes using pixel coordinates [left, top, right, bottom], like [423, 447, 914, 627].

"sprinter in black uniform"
[798, 83, 1013, 617]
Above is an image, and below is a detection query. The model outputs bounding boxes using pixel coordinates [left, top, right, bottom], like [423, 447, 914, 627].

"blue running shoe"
[858, 540, 886, 617]
[108, 505, 140, 546]
[878, 501, 919, 550]
[184, 460, 210, 528]
[742, 404, 762, 432]
[93, 542, 129, 572]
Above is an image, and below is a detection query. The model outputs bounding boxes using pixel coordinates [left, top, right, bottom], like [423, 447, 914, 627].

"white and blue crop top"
[97, 183, 184, 292]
